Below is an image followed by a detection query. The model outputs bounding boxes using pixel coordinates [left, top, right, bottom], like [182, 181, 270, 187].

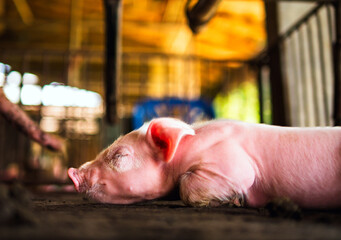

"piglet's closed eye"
[107, 147, 139, 172]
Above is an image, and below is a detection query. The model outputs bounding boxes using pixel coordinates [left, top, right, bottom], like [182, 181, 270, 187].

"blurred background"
[0, 0, 339, 187]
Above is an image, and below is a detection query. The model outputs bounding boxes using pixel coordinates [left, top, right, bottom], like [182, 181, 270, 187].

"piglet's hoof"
[265, 197, 302, 220]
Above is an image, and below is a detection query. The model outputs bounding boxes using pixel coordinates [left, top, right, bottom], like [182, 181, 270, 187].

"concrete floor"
[1, 189, 341, 240]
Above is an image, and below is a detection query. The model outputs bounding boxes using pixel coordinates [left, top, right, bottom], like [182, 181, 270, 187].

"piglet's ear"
[147, 118, 195, 162]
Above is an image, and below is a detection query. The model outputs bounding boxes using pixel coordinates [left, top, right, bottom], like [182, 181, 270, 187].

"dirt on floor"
[1, 183, 341, 240]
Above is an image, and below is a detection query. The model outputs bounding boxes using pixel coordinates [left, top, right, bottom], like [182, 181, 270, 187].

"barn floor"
[1, 185, 341, 240]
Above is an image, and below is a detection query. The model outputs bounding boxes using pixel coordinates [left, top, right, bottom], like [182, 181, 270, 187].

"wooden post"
[264, 2, 288, 126]
[333, 1, 341, 126]
[104, 0, 122, 124]
[68, 0, 84, 87]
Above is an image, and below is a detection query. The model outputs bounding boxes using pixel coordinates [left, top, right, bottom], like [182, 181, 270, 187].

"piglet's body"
[68, 118, 341, 208]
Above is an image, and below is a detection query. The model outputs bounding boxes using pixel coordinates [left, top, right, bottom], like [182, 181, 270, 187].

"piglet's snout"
[68, 168, 84, 192]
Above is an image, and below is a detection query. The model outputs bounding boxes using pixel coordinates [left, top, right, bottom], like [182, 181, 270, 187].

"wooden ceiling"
[0, 0, 266, 60]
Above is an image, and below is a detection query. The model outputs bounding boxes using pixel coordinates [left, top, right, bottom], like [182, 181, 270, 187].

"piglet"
[68, 118, 341, 208]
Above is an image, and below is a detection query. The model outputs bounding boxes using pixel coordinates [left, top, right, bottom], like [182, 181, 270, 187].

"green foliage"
[213, 81, 260, 123]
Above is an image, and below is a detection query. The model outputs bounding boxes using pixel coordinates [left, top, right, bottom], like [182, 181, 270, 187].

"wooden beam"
[68, 0, 84, 88]
[104, 0, 122, 124]
[12, 0, 34, 25]
[69, 0, 83, 50]
[0, 0, 5, 34]
[265, 1, 288, 126]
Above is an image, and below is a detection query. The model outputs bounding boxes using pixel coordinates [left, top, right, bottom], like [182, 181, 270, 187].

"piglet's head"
[68, 117, 195, 204]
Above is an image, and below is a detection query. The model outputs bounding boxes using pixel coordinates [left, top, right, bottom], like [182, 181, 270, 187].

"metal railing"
[255, 2, 339, 126]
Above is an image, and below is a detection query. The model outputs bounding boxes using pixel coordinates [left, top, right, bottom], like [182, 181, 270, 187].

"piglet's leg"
[0, 88, 63, 151]
[179, 166, 245, 208]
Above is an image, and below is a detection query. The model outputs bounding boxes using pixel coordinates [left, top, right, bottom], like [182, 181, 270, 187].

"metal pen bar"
[291, 34, 302, 126]
[63, 53, 70, 85]
[42, 54, 50, 86]
[306, 22, 321, 125]
[257, 65, 264, 123]
[138, 55, 145, 100]
[83, 56, 89, 90]
[326, 5, 335, 43]
[316, 10, 331, 125]
[298, 27, 310, 126]
[254, 3, 325, 64]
